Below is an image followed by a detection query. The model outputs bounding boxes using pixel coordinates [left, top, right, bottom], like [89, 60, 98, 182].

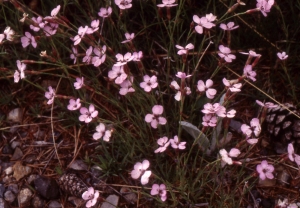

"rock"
[34, 176, 60, 200]
[24, 155, 36, 164]
[48, 200, 62, 208]
[18, 188, 33, 207]
[69, 160, 88, 171]
[0, 198, 9, 208]
[68, 196, 85, 207]
[2, 144, 13, 154]
[4, 190, 16, 203]
[120, 187, 137, 204]
[11, 147, 23, 160]
[7, 108, 22, 123]
[13, 161, 32, 181]
[7, 184, 18, 194]
[4, 167, 13, 175]
[11, 141, 21, 149]
[32, 195, 45, 208]
[101, 195, 119, 208]
[91, 165, 103, 178]
[0, 184, 5, 198]
[257, 177, 276, 186]
[27, 174, 39, 185]
[2, 175, 15, 184]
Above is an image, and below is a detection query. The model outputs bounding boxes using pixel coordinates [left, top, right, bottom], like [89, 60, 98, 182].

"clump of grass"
[1, 0, 300, 207]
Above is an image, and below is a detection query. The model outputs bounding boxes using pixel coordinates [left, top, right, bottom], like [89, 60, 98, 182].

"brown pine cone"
[57, 173, 88, 197]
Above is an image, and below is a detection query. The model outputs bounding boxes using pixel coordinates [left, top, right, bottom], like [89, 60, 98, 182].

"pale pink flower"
[243, 65, 256, 81]
[90, 20, 99, 33]
[157, 0, 178, 7]
[226, 109, 236, 118]
[131, 160, 152, 185]
[51, 5, 61, 17]
[175, 43, 194, 55]
[241, 118, 261, 144]
[222, 78, 242, 92]
[175, 72, 192, 79]
[82, 187, 99, 208]
[98, 7, 112, 18]
[30, 16, 45, 32]
[151, 184, 167, 201]
[83, 46, 93, 64]
[205, 13, 217, 22]
[219, 148, 241, 165]
[14, 60, 26, 83]
[220, 22, 239, 30]
[201, 103, 226, 117]
[140, 75, 158, 92]
[0, 27, 15, 43]
[21, 32, 37, 48]
[43, 23, 58, 36]
[119, 77, 135, 95]
[240, 50, 261, 57]
[170, 135, 186, 150]
[70, 47, 78, 64]
[79, 104, 98, 123]
[121, 33, 135, 43]
[197, 79, 217, 99]
[93, 123, 112, 142]
[115, 0, 132, 10]
[108, 65, 127, 85]
[92, 46, 106, 67]
[114, 52, 134, 66]
[73, 26, 89, 45]
[74, 77, 84, 89]
[154, 137, 170, 153]
[287, 203, 298, 208]
[218, 45, 236, 63]
[277, 52, 288, 60]
[255, 100, 278, 109]
[45, 86, 55, 105]
[67, 98, 81, 111]
[287, 143, 300, 166]
[145, 105, 167, 129]
[193, 15, 215, 34]
[132, 51, 143, 61]
[256, 160, 274, 180]
[202, 114, 217, 127]
[256, 0, 274, 17]
[170, 81, 191, 101]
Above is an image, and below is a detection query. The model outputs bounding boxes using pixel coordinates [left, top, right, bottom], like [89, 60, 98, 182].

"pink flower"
[92, 46, 106, 67]
[243, 65, 256, 81]
[43, 23, 58, 36]
[157, 0, 178, 7]
[21, 32, 37, 48]
[83, 46, 93, 64]
[222, 78, 242, 92]
[98, 7, 112, 18]
[74, 77, 84, 89]
[115, 0, 132, 10]
[201, 103, 226, 117]
[132, 51, 143, 61]
[121, 33, 135, 43]
[151, 184, 167, 201]
[93, 123, 112, 142]
[145, 105, 167, 129]
[287, 143, 300, 166]
[154, 137, 170, 153]
[240, 50, 261, 57]
[70, 47, 78, 64]
[82, 187, 99, 208]
[30, 16, 45, 31]
[45, 86, 55, 105]
[220, 22, 239, 30]
[170, 135, 186, 150]
[256, 0, 274, 17]
[90, 20, 99, 33]
[67, 98, 81, 111]
[108, 65, 127, 85]
[241, 118, 261, 144]
[51, 5, 61, 17]
[131, 160, 152, 185]
[175, 43, 194, 55]
[175, 72, 192, 80]
[205, 13, 217, 22]
[14, 60, 26, 83]
[79, 104, 98, 123]
[170, 81, 191, 101]
[114, 52, 134, 66]
[73, 26, 90, 45]
[193, 15, 215, 34]
[119, 77, 135, 95]
[277, 52, 288, 60]
[197, 79, 217, 99]
[256, 160, 274, 180]
[202, 114, 217, 127]
[218, 45, 236, 63]
[0, 27, 15, 43]
[255, 100, 278, 109]
[219, 148, 241, 165]
[140, 75, 158, 92]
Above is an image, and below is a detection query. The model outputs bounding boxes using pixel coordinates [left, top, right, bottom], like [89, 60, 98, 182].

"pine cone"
[265, 103, 300, 154]
[58, 173, 88, 197]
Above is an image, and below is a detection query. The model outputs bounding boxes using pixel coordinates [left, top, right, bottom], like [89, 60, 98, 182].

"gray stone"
[48, 200, 62, 208]
[4, 167, 13, 175]
[7, 108, 22, 123]
[2, 144, 13, 154]
[11, 141, 21, 149]
[11, 147, 23, 160]
[4, 190, 15, 203]
[7, 184, 18, 194]
[18, 188, 33, 207]
[101, 194, 119, 208]
[69, 160, 88, 171]
[32, 195, 45, 208]
[0, 184, 5, 198]
[120, 187, 137, 204]
[34, 176, 60, 199]
[13, 161, 32, 181]
[0, 198, 9, 208]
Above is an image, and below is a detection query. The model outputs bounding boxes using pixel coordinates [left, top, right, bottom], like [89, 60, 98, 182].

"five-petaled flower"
[145, 105, 167, 129]
[79, 104, 98, 123]
[108, 65, 127, 85]
[14, 60, 26, 83]
[277, 51, 288, 60]
[121, 33, 135, 43]
[93, 123, 112, 142]
[82, 187, 100, 208]
[241, 118, 261, 144]
[175, 43, 194, 55]
[115, 0, 132, 10]
[154, 137, 170, 153]
[67, 98, 81, 111]
[131, 160, 152, 185]
[218, 45, 236, 63]
[151, 184, 167, 201]
[45, 86, 56, 105]
[197, 79, 217, 99]
[170, 135, 186, 150]
[74, 77, 84, 89]
[21, 32, 37, 48]
[98, 7, 112, 18]
[243, 65, 257, 81]
[193, 14, 216, 34]
[219, 148, 241, 166]
[140, 75, 158, 92]
[256, 160, 274, 180]
[114, 52, 134, 66]
[287, 143, 300, 166]
[220, 22, 239, 30]
[157, 0, 178, 7]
